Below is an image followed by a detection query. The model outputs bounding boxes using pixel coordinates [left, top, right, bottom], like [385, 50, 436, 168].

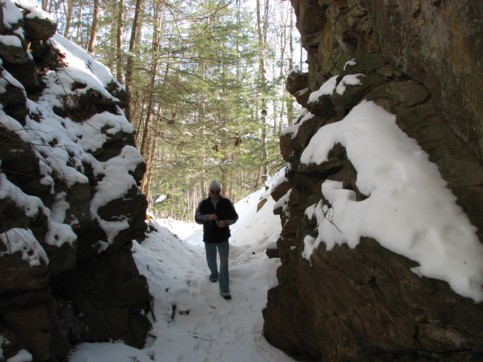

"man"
[195, 181, 238, 300]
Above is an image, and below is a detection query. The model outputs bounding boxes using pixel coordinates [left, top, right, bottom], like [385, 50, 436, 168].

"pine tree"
[41, 0, 301, 220]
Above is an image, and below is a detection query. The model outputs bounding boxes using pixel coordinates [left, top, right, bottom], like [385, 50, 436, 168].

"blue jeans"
[204, 241, 230, 295]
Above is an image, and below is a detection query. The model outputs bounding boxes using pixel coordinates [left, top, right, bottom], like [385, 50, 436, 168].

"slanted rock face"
[263, 0, 483, 361]
[0, 1, 150, 361]
[363, 0, 483, 161]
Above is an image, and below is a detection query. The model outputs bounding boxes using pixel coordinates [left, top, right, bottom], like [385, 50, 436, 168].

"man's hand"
[216, 220, 226, 228]
[208, 214, 218, 221]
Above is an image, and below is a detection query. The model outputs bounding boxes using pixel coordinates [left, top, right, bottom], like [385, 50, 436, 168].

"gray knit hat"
[209, 180, 221, 191]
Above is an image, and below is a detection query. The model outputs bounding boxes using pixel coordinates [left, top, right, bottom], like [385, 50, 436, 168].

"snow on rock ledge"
[265, 1, 483, 361]
[300, 100, 483, 302]
[0, 1, 150, 360]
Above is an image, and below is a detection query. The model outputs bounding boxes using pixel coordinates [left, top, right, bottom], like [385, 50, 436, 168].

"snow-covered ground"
[69, 187, 295, 362]
[2, 1, 480, 355]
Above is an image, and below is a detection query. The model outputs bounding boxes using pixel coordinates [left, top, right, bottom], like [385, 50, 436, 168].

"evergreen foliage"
[42, 0, 300, 220]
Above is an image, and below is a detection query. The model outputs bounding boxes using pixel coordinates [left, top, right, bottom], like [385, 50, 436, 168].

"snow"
[0, 66, 25, 93]
[281, 108, 314, 138]
[51, 34, 123, 92]
[45, 219, 77, 248]
[69, 343, 151, 362]
[5, 349, 33, 362]
[308, 75, 338, 103]
[0, 172, 77, 251]
[2, 0, 23, 30]
[76, 112, 133, 152]
[155, 218, 199, 240]
[300, 100, 483, 302]
[0, 172, 44, 218]
[274, 188, 292, 220]
[69, 184, 294, 362]
[0, 35, 22, 47]
[288, 65, 302, 75]
[307, 72, 363, 104]
[284, 71, 363, 143]
[0, 1, 142, 261]
[343, 58, 356, 70]
[1, 1, 481, 360]
[335, 74, 364, 95]
[13, 0, 55, 22]
[90, 146, 144, 248]
[264, 167, 288, 192]
[154, 194, 167, 204]
[0, 228, 48, 267]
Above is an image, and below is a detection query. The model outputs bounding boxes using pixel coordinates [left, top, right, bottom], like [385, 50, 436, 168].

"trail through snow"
[70, 188, 295, 362]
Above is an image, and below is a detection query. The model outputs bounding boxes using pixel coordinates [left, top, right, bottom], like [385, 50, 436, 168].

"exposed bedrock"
[0, 2, 151, 361]
[263, 1, 483, 361]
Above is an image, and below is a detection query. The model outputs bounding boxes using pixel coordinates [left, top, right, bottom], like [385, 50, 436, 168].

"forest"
[40, 0, 302, 219]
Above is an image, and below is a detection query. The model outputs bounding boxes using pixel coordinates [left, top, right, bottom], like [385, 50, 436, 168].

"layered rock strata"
[263, 1, 483, 361]
[0, 1, 151, 360]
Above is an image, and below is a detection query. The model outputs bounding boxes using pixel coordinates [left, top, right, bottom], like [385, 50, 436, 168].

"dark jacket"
[195, 196, 238, 243]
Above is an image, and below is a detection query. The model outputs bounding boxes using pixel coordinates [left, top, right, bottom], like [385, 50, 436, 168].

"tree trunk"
[256, 0, 269, 183]
[116, 0, 125, 82]
[0, 2, 4, 33]
[64, 0, 75, 38]
[75, 0, 85, 47]
[125, 0, 146, 121]
[88, 0, 100, 53]
[141, 124, 158, 199]
[140, 1, 164, 199]
[42, 0, 52, 11]
[287, 6, 295, 126]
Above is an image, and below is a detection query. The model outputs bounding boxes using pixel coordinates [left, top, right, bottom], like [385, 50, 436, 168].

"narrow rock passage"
[70, 189, 294, 361]
[135, 190, 295, 362]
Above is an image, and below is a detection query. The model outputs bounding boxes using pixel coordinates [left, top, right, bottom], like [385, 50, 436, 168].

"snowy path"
[70, 190, 295, 362]
[135, 219, 294, 362]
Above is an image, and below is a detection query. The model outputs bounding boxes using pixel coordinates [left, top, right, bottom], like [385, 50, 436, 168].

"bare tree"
[75, 0, 85, 47]
[63, 0, 75, 38]
[87, 0, 100, 53]
[116, 0, 125, 82]
[256, 0, 269, 183]
[141, 1, 165, 198]
[125, 0, 146, 121]
[287, 7, 295, 125]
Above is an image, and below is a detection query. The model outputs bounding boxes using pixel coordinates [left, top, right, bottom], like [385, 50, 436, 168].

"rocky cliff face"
[0, 1, 151, 361]
[263, 0, 483, 361]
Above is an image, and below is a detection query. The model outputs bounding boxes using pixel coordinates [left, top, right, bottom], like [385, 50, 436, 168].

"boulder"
[0, 74, 28, 123]
[0, 40, 29, 64]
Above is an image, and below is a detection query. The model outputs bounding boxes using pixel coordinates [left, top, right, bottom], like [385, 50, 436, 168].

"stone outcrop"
[263, 1, 483, 361]
[0, 2, 151, 361]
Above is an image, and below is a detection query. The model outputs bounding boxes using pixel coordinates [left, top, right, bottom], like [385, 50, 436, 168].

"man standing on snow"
[195, 180, 238, 300]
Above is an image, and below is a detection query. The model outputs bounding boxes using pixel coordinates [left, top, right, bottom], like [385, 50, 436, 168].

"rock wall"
[263, 0, 483, 361]
[0, 2, 151, 361]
